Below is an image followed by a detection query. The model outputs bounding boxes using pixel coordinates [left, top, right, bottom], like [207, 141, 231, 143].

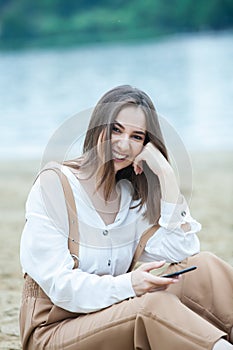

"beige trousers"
[19, 252, 233, 350]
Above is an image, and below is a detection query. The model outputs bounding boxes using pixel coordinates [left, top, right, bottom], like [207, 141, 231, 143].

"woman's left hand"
[133, 142, 171, 177]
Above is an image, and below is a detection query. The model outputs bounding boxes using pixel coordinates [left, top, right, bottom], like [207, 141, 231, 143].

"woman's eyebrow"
[114, 121, 146, 135]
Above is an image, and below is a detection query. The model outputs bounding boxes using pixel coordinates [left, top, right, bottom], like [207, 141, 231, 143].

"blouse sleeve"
[140, 196, 201, 263]
[20, 171, 135, 313]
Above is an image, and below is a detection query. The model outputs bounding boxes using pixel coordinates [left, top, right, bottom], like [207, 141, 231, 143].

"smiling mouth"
[112, 150, 128, 162]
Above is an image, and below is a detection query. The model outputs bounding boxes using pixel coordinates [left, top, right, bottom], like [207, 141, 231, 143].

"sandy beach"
[0, 152, 232, 349]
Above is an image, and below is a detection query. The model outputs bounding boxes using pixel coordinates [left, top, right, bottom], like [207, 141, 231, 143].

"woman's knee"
[189, 251, 217, 266]
[140, 291, 181, 316]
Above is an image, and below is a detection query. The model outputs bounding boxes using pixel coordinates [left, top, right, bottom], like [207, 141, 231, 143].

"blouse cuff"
[158, 195, 198, 232]
[114, 272, 136, 300]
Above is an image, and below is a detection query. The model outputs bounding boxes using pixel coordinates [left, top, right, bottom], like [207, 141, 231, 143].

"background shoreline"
[0, 151, 232, 349]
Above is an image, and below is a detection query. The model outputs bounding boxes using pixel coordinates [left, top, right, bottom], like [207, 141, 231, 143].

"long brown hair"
[65, 85, 168, 224]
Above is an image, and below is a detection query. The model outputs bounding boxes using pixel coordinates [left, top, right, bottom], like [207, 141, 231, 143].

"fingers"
[133, 159, 143, 175]
[133, 149, 145, 175]
[146, 273, 179, 287]
[138, 261, 166, 272]
[131, 263, 181, 296]
[138, 261, 181, 288]
[133, 163, 143, 175]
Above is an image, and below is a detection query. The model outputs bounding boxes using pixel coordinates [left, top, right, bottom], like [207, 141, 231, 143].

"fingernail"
[172, 279, 179, 283]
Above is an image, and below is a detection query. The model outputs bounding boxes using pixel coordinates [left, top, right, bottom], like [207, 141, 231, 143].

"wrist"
[157, 163, 175, 181]
[158, 167, 180, 203]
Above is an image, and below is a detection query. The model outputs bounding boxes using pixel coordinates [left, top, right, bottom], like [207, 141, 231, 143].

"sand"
[0, 152, 232, 349]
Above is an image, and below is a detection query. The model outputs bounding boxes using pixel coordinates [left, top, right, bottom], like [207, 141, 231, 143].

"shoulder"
[28, 162, 70, 204]
[33, 162, 63, 190]
[26, 162, 70, 213]
[35, 162, 77, 185]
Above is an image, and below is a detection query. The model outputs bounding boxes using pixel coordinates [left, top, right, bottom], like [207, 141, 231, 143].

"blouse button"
[103, 229, 109, 236]
[181, 211, 186, 217]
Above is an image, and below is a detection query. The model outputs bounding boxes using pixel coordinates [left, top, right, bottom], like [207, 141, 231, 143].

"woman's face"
[111, 105, 146, 173]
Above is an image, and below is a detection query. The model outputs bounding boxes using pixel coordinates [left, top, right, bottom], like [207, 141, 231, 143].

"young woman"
[19, 85, 233, 350]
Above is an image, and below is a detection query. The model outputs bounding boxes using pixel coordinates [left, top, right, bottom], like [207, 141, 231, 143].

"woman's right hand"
[131, 261, 180, 296]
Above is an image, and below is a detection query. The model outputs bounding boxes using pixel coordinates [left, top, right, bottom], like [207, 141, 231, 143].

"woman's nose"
[117, 135, 130, 152]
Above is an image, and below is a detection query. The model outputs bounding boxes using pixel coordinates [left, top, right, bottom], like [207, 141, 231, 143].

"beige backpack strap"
[128, 224, 160, 272]
[38, 163, 79, 269]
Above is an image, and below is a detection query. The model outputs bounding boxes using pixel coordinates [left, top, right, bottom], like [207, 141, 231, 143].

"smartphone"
[162, 265, 197, 278]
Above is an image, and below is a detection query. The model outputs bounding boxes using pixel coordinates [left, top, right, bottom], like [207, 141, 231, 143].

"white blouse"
[20, 166, 201, 313]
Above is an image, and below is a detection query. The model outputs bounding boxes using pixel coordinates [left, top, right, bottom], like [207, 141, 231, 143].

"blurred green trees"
[0, 0, 233, 49]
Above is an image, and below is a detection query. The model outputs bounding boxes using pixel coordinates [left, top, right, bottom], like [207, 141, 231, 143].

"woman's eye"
[133, 135, 143, 141]
[112, 126, 121, 133]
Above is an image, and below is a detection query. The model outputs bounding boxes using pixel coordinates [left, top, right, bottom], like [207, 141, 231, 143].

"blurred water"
[0, 32, 233, 159]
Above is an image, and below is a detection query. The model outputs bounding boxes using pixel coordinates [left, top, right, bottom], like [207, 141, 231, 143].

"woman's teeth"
[112, 151, 127, 160]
